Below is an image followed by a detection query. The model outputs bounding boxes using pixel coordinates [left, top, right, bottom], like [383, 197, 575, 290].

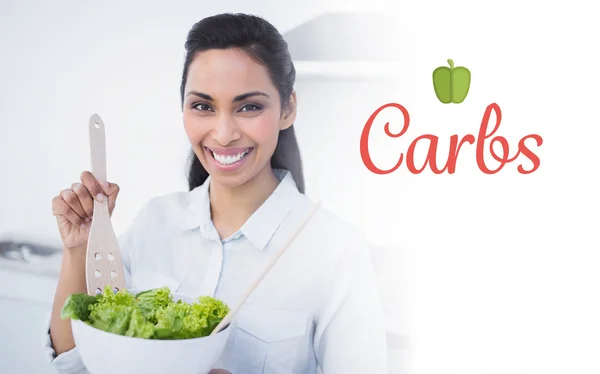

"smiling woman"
[181, 16, 305, 199]
[45, 12, 388, 374]
[182, 47, 294, 197]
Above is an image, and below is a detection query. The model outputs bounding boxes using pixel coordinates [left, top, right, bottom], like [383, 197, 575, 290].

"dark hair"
[180, 13, 305, 194]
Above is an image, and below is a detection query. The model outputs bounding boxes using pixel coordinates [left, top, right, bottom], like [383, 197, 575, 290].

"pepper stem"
[448, 59, 455, 69]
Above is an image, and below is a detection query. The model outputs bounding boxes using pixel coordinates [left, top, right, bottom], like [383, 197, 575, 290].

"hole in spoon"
[94, 253, 102, 260]
[110, 270, 117, 278]
[107, 253, 114, 261]
[113, 287, 119, 293]
[95, 288, 101, 295]
[94, 122, 100, 129]
[94, 270, 101, 278]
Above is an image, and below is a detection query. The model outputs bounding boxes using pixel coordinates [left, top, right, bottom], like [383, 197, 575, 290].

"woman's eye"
[239, 104, 262, 112]
[193, 103, 212, 111]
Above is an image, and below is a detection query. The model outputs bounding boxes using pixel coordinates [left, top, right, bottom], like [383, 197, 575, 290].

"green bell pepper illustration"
[432, 59, 471, 104]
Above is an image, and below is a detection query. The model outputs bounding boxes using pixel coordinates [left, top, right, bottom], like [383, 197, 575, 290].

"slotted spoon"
[85, 113, 126, 295]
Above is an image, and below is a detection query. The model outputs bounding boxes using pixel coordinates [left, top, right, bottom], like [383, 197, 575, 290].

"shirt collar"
[183, 169, 301, 251]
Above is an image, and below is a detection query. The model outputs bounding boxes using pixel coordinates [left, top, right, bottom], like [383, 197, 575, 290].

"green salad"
[61, 286, 229, 340]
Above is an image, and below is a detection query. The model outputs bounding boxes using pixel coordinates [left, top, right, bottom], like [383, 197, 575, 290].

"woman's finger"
[60, 189, 88, 224]
[72, 182, 94, 220]
[100, 182, 120, 214]
[52, 194, 86, 228]
[80, 170, 105, 203]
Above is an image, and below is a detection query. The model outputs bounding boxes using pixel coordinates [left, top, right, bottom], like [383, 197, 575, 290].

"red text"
[360, 103, 543, 175]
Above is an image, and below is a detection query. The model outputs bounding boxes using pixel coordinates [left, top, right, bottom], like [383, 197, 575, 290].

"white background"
[1, 1, 599, 374]
[362, 1, 600, 374]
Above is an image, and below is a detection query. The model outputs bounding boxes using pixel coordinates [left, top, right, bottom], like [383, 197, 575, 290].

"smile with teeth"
[208, 147, 253, 165]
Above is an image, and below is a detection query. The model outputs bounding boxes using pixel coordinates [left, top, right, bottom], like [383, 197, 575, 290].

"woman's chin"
[210, 174, 249, 189]
[205, 163, 253, 189]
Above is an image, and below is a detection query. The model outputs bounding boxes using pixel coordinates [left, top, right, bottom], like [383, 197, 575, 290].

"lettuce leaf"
[125, 308, 155, 338]
[154, 300, 205, 339]
[194, 296, 230, 333]
[96, 286, 135, 307]
[134, 287, 172, 323]
[61, 286, 229, 340]
[61, 293, 100, 321]
[88, 303, 134, 335]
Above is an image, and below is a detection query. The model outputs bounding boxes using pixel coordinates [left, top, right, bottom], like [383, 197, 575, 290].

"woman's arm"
[44, 223, 138, 373]
[314, 233, 389, 373]
[49, 246, 88, 355]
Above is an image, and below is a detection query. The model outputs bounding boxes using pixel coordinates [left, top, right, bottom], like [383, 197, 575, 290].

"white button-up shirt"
[43, 169, 389, 374]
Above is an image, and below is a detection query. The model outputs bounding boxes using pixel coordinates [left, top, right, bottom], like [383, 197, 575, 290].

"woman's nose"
[212, 115, 241, 146]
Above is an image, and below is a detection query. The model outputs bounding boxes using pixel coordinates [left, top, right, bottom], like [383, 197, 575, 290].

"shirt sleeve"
[314, 232, 389, 374]
[41, 215, 139, 374]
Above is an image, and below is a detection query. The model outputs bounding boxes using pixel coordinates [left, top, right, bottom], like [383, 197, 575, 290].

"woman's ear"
[280, 91, 297, 130]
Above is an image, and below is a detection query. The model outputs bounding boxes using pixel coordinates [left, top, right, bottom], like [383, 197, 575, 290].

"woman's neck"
[208, 166, 280, 239]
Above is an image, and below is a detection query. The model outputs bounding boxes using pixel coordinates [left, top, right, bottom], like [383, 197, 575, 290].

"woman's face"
[182, 48, 295, 189]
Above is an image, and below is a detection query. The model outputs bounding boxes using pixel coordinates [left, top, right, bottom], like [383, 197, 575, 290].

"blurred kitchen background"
[0, 1, 415, 373]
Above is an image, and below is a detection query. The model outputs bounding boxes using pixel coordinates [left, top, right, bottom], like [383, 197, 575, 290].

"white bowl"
[71, 289, 233, 374]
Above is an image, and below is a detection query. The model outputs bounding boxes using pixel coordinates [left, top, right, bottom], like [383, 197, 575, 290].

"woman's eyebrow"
[232, 91, 269, 102]
[186, 90, 269, 102]
[186, 91, 213, 101]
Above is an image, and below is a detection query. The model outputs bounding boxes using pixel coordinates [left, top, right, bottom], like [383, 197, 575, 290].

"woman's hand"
[51, 171, 120, 250]
[49, 171, 120, 355]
